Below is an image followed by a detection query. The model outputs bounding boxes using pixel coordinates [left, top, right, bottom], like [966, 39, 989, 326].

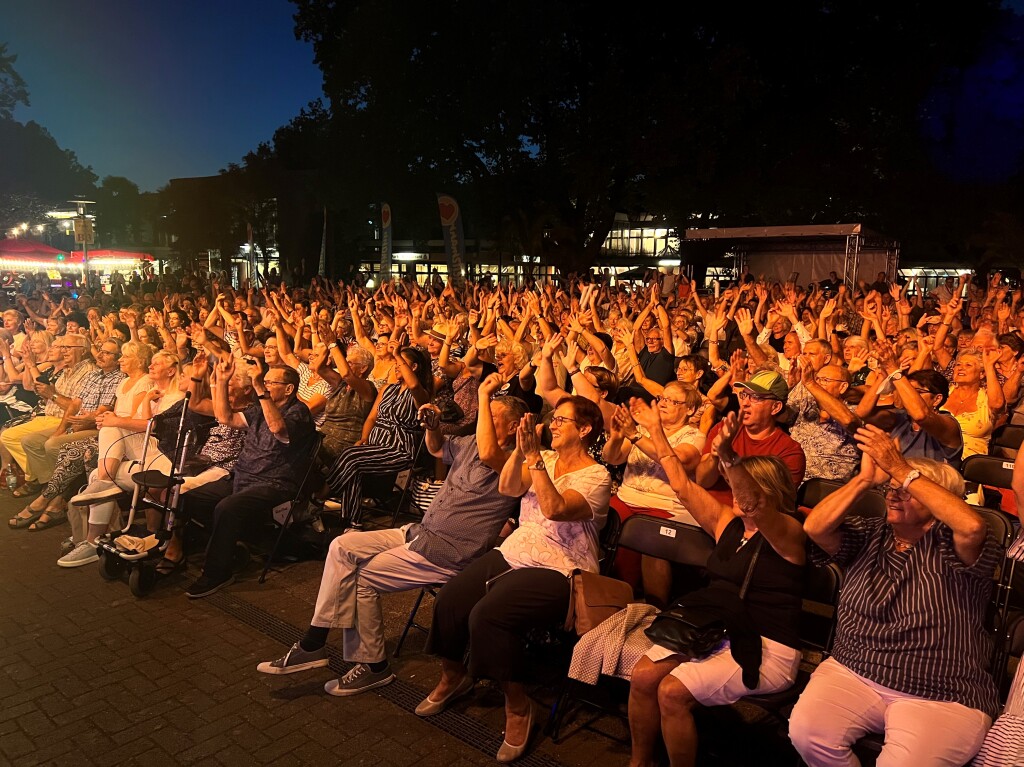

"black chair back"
[962, 455, 1016, 490]
[799, 563, 843, 656]
[798, 478, 886, 519]
[598, 505, 623, 575]
[992, 423, 1024, 451]
[609, 514, 715, 570]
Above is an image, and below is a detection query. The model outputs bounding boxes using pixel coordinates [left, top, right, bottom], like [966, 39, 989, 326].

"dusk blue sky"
[6, 1, 1024, 196]
[6, 0, 324, 192]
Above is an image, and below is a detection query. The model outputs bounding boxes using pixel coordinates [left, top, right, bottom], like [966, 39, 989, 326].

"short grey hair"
[346, 345, 374, 372]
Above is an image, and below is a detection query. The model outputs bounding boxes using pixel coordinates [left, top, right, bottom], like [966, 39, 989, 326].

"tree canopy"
[288, 0, 1015, 271]
[0, 43, 29, 121]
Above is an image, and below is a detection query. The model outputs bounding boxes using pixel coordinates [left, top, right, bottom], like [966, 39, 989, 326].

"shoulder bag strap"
[737, 537, 764, 601]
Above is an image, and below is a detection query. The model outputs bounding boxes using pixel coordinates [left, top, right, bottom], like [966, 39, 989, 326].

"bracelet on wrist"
[901, 469, 922, 490]
[190, 377, 203, 383]
[568, 368, 580, 376]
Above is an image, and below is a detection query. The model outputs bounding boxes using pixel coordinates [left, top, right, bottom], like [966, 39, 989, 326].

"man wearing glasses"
[696, 370, 806, 506]
[2, 336, 96, 503]
[788, 361, 860, 481]
[184, 359, 316, 598]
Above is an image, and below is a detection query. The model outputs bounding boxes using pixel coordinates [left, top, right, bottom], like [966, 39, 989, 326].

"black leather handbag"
[644, 538, 762, 659]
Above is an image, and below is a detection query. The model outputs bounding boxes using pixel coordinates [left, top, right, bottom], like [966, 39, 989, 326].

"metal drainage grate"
[208, 590, 569, 767]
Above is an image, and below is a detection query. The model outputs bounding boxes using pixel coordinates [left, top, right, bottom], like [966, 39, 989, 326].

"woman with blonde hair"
[942, 350, 1004, 459]
[69, 349, 184, 513]
[627, 403, 806, 767]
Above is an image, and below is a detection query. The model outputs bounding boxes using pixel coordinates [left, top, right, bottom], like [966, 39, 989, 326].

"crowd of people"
[2, 265, 1022, 765]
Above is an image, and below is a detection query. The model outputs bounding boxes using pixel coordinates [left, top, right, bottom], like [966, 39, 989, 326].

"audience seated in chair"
[182, 360, 315, 598]
[627, 403, 806, 767]
[256, 375, 526, 696]
[793, 426, 1004, 767]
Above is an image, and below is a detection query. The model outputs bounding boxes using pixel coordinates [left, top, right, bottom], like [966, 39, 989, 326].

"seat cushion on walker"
[132, 469, 182, 489]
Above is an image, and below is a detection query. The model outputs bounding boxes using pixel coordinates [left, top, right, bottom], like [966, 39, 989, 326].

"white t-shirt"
[499, 450, 611, 575]
[616, 424, 705, 521]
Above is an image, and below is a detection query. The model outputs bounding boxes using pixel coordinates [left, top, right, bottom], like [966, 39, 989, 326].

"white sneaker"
[57, 541, 99, 568]
[70, 480, 124, 506]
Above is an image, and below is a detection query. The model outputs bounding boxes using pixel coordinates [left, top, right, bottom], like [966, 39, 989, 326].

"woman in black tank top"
[627, 405, 806, 767]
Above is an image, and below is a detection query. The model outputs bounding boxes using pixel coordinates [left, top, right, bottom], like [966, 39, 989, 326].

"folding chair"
[259, 432, 325, 584]
[992, 423, 1024, 452]
[962, 455, 1017, 512]
[393, 583, 442, 657]
[546, 516, 716, 743]
[598, 505, 624, 575]
[797, 478, 886, 518]
[962, 455, 1017, 491]
[742, 563, 843, 715]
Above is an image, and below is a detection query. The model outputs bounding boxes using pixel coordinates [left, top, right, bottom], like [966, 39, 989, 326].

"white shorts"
[645, 636, 801, 706]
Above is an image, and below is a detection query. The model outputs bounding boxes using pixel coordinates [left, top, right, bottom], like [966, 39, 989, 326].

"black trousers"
[183, 478, 293, 582]
[425, 549, 570, 682]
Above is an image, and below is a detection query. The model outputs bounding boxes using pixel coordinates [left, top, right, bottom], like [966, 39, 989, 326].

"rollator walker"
[95, 391, 195, 597]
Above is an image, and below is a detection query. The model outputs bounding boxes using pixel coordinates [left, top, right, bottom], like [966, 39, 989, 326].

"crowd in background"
[2, 264, 1023, 767]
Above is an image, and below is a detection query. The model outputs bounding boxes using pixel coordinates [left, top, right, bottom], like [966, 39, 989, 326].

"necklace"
[892, 535, 915, 553]
[736, 532, 757, 552]
[892, 520, 934, 553]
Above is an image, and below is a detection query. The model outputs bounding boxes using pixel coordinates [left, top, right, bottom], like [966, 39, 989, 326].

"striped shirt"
[296, 363, 333, 427]
[812, 516, 1003, 718]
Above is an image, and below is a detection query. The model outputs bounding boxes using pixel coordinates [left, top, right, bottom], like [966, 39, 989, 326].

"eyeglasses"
[736, 390, 774, 403]
[264, 380, 289, 387]
[550, 415, 578, 427]
[645, 336, 663, 342]
[96, 349, 120, 357]
[656, 395, 687, 407]
[814, 376, 845, 385]
[884, 485, 912, 501]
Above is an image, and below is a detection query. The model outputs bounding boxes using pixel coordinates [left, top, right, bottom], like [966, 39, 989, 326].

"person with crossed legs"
[256, 373, 525, 695]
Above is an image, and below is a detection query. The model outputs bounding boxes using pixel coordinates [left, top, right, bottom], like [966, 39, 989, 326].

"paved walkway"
[0, 495, 788, 766]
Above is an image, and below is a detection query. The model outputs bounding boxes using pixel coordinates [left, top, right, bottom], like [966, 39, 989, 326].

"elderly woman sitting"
[627, 404, 806, 767]
[792, 425, 1003, 767]
[417, 396, 610, 762]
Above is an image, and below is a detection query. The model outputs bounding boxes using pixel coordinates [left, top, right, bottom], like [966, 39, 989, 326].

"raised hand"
[711, 411, 740, 461]
[610, 404, 637, 441]
[516, 413, 542, 461]
[735, 307, 755, 336]
[542, 333, 564, 360]
[558, 340, 581, 370]
[478, 372, 504, 398]
[475, 333, 498, 350]
[853, 425, 907, 478]
[628, 396, 661, 431]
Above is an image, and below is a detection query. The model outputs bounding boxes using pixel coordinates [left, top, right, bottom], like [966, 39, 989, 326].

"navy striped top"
[812, 516, 1003, 719]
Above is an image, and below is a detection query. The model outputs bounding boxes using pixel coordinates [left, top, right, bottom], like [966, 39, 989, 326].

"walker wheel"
[128, 565, 156, 597]
[98, 549, 124, 581]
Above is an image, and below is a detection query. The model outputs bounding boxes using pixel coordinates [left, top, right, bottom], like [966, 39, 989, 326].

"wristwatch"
[627, 433, 642, 444]
[901, 469, 921, 490]
[257, 393, 270, 400]
[889, 370, 904, 382]
[528, 458, 546, 471]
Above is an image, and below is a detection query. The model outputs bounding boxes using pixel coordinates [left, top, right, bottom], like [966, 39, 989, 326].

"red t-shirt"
[701, 422, 806, 506]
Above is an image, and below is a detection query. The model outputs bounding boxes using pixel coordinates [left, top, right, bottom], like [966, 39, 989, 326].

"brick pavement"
[0, 495, 636, 767]
[0, 494, 794, 766]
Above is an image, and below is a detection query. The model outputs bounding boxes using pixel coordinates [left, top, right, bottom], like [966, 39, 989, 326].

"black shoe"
[185, 573, 235, 599]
